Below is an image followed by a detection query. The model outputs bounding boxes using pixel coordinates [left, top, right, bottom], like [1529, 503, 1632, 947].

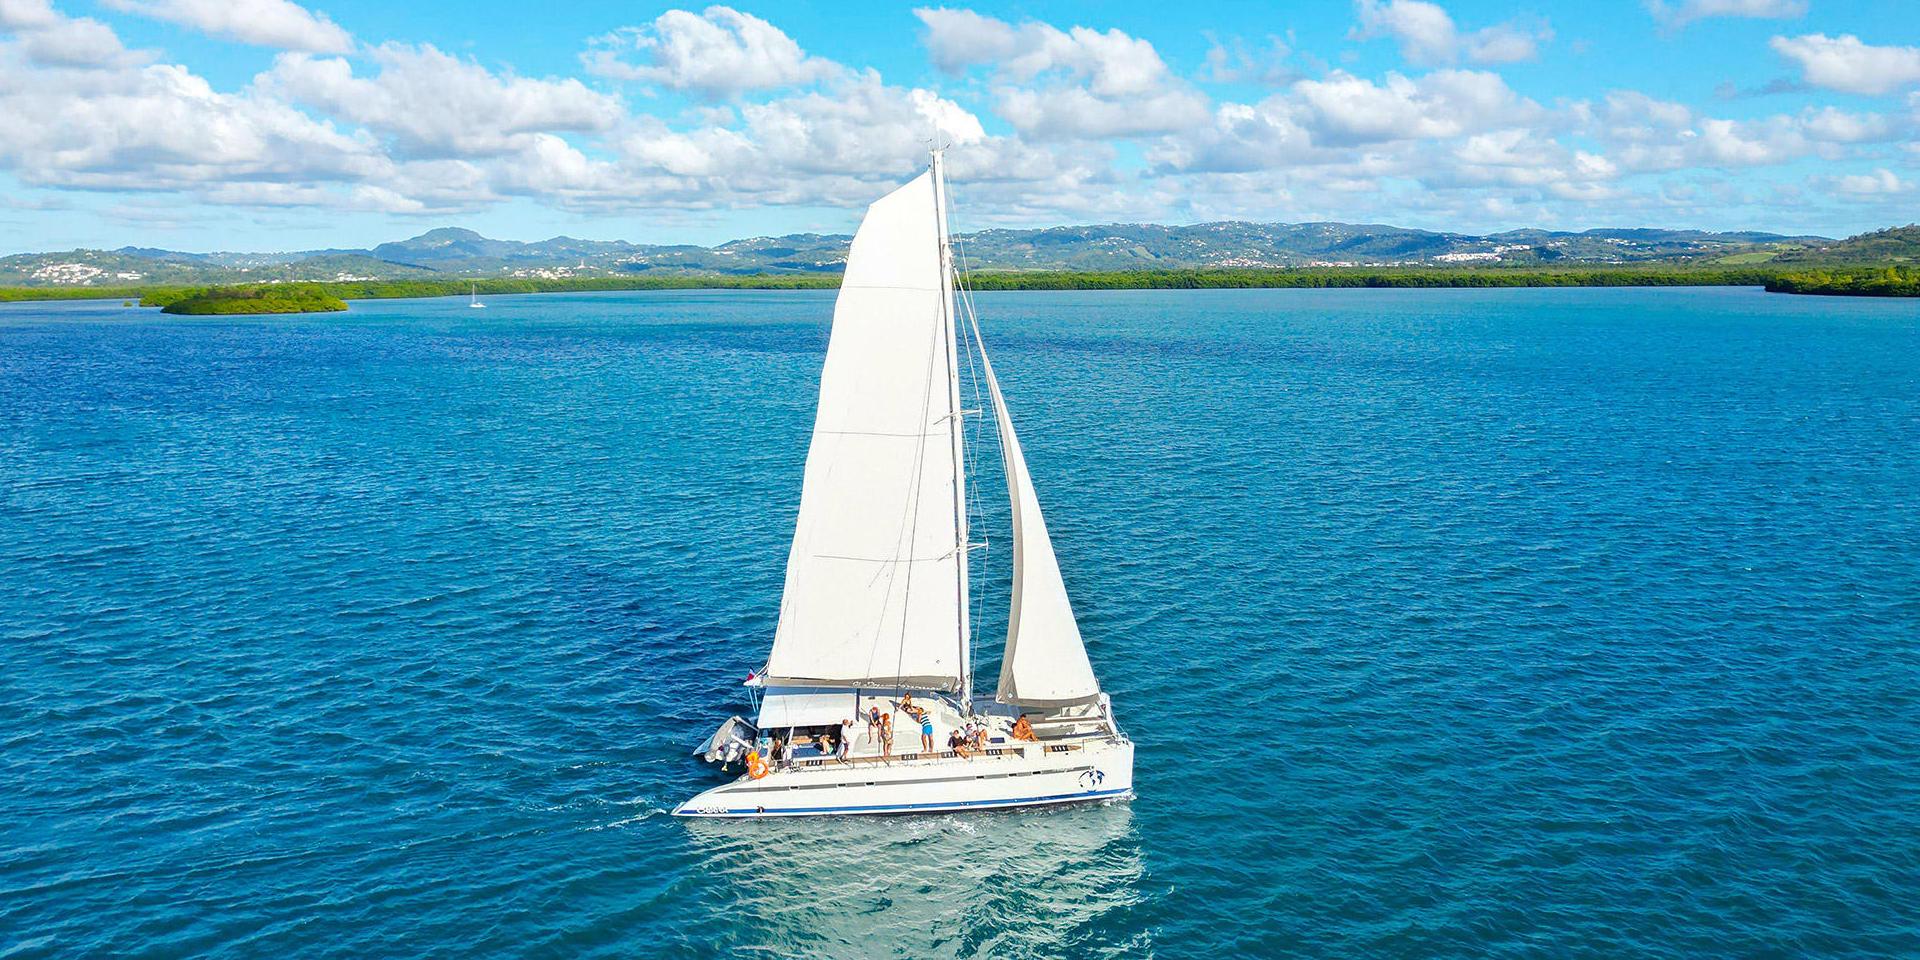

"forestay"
[763, 171, 968, 691]
[975, 337, 1102, 707]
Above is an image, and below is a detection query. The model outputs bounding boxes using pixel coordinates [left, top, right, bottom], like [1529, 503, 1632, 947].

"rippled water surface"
[4, 287, 1918, 958]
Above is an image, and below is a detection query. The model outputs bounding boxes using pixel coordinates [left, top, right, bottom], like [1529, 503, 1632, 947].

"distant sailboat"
[469, 282, 485, 308]
[675, 151, 1132, 818]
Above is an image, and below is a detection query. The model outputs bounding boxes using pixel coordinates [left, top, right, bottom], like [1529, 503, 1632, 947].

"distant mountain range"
[4, 221, 1911, 288]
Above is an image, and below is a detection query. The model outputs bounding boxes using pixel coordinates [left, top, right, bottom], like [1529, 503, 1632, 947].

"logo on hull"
[1079, 768, 1106, 790]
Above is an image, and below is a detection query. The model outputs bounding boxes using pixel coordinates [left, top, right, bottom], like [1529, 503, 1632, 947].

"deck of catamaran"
[758, 697, 1113, 767]
[676, 691, 1130, 818]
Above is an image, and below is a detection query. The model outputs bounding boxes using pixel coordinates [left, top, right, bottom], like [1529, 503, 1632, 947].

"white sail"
[975, 339, 1101, 707]
[763, 170, 968, 691]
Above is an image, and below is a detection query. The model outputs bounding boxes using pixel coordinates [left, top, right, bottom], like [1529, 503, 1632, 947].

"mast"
[931, 148, 971, 709]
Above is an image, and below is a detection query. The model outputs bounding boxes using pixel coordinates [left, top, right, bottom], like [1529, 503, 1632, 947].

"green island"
[153, 284, 349, 315]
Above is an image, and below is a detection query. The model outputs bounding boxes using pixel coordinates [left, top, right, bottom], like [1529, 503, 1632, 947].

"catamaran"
[674, 152, 1133, 818]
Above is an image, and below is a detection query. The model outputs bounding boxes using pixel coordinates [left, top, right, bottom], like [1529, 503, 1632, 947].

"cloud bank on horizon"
[1, 0, 1917, 249]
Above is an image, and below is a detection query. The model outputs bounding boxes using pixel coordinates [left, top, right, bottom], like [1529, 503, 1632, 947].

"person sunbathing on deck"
[1010, 716, 1038, 742]
[947, 730, 973, 759]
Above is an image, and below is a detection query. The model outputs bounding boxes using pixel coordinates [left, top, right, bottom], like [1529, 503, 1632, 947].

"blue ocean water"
[3, 287, 1917, 958]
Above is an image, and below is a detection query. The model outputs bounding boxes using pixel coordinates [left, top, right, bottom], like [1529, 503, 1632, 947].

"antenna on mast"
[926, 113, 952, 172]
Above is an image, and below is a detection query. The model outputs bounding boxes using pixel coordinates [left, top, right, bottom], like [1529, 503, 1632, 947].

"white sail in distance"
[763, 169, 968, 691]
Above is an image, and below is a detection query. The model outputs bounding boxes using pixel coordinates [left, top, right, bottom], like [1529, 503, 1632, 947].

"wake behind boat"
[674, 153, 1133, 819]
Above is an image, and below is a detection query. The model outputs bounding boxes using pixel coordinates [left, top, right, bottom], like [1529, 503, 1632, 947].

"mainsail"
[763, 168, 969, 691]
[972, 331, 1102, 707]
[763, 156, 1096, 708]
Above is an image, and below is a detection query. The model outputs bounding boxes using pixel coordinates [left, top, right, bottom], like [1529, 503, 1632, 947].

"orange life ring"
[746, 751, 769, 780]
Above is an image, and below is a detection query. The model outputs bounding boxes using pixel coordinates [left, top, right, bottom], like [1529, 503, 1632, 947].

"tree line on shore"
[1762, 267, 1920, 297]
[2, 264, 1915, 310]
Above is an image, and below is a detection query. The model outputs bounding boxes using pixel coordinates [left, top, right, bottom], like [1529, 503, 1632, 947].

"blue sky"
[2, 0, 1917, 252]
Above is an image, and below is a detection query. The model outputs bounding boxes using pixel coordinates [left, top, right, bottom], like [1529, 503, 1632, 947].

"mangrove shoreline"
[1, 264, 1914, 311]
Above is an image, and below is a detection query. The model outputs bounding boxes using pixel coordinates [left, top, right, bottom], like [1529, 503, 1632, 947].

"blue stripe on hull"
[673, 787, 1131, 818]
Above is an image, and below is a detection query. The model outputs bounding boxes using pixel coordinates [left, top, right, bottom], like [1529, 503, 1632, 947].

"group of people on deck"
[857, 693, 1044, 761]
[759, 693, 1044, 773]
[858, 692, 933, 759]
[947, 721, 988, 758]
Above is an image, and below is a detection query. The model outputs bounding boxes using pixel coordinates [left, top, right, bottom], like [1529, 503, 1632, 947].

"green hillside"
[1777, 225, 1920, 264]
[0, 222, 1851, 290]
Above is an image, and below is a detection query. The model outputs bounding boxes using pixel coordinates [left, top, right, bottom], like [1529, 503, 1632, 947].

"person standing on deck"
[898, 697, 935, 753]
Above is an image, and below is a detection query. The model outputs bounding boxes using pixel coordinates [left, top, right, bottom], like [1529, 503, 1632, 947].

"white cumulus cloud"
[914, 8, 1209, 140]
[1646, 0, 1805, 30]
[0, 54, 384, 193]
[1351, 0, 1550, 67]
[1826, 168, 1909, 196]
[582, 5, 838, 98]
[0, 1, 1913, 237]
[1292, 69, 1542, 146]
[917, 7, 1177, 96]
[102, 0, 353, 53]
[0, 0, 60, 28]
[996, 85, 1211, 141]
[262, 44, 624, 157]
[0, 0, 146, 68]
[1770, 34, 1920, 96]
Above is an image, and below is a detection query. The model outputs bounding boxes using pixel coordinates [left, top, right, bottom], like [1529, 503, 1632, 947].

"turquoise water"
[3, 287, 1917, 958]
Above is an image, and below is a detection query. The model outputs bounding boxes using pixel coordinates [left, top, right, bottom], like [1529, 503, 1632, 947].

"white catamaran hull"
[675, 737, 1132, 818]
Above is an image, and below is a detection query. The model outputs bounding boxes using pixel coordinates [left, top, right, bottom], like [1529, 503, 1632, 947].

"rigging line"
[957, 232, 992, 521]
[953, 224, 993, 680]
[951, 208, 982, 697]
[951, 216, 1002, 689]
